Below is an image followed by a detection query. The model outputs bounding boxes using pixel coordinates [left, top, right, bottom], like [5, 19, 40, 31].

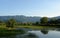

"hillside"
[0, 15, 41, 23]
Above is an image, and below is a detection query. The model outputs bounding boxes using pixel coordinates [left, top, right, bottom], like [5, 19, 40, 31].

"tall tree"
[0, 20, 4, 25]
[35, 21, 39, 25]
[48, 18, 57, 24]
[6, 19, 16, 28]
[0, 20, 4, 23]
[40, 17, 48, 24]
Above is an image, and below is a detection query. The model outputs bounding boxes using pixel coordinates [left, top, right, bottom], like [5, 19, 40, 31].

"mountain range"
[0, 15, 41, 23]
[0, 15, 60, 23]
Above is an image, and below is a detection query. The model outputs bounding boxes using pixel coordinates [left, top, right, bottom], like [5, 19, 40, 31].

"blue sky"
[0, 0, 60, 17]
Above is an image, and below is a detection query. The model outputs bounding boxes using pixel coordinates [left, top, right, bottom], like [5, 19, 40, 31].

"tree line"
[0, 17, 60, 28]
[36, 17, 60, 26]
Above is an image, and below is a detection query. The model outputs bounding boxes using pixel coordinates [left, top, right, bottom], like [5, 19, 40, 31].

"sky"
[0, 0, 60, 17]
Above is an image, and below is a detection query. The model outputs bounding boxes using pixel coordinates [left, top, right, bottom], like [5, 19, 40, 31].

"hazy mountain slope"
[0, 15, 41, 23]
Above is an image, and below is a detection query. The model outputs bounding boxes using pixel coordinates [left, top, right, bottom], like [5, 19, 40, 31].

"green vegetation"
[40, 17, 48, 24]
[40, 17, 60, 26]
[6, 19, 16, 28]
[0, 17, 59, 36]
[0, 17, 60, 28]
[0, 28, 26, 36]
[0, 17, 59, 29]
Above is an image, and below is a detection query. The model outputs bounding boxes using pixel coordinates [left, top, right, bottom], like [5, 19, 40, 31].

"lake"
[0, 28, 60, 38]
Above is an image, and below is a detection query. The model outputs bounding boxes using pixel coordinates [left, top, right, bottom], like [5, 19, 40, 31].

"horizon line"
[0, 15, 59, 18]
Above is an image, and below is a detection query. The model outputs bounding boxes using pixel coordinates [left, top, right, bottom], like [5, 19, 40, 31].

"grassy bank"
[14, 25, 55, 30]
[0, 25, 57, 36]
[0, 24, 57, 30]
[0, 28, 26, 36]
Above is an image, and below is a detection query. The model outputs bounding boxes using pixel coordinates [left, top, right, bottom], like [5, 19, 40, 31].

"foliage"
[40, 17, 48, 24]
[0, 28, 26, 36]
[6, 19, 16, 28]
[0, 16, 60, 26]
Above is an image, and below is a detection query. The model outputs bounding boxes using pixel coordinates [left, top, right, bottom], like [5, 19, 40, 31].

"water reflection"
[41, 29, 48, 34]
[0, 32, 38, 38]
[23, 33, 38, 38]
[0, 28, 60, 38]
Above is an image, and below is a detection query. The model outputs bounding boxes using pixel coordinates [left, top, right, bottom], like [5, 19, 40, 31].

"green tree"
[35, 21, 39, 25]
[6, 19, 16, 28]
[48, 18, 57, 24]
[40, 17, 48, 24]
[0, 20, 4, 23]
[0, 20, 4, 25]
[55, 19, 60, 24]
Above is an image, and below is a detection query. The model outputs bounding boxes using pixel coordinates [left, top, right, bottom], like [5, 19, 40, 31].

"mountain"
[0, 15, 60, 23]
[54, 16, 60, 19]
[0, 15, 41, 23]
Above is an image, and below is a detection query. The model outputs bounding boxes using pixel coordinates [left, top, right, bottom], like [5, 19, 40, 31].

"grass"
[0, 24, 57, 37]
[14, 25, 55, 30]
[0, 25, 56, 36]
[0, 24, 56, 30]
[0, 27, 26, 37]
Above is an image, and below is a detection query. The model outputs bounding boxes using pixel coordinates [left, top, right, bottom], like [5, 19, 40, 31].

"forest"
[0, 17, 60, 28]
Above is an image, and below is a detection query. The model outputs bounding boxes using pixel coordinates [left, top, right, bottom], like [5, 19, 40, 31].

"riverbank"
[14, 25, 56, 30]
[0, 28, 26, 36]
[0, 25, 56, 30]
[0, 25, 59, 37]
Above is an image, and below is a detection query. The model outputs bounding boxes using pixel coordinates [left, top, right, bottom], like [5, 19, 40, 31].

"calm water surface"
[0, 28, 60, 38]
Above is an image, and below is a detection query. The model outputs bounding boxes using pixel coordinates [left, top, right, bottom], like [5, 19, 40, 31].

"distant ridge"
[0, 15, 41, 23]
[0, 15, 60, 23]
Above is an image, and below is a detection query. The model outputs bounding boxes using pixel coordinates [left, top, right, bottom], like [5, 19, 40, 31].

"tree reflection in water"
[0, 33, 39, 38]
[24, 33, 39, 38]
[41, 29, 49, 35]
